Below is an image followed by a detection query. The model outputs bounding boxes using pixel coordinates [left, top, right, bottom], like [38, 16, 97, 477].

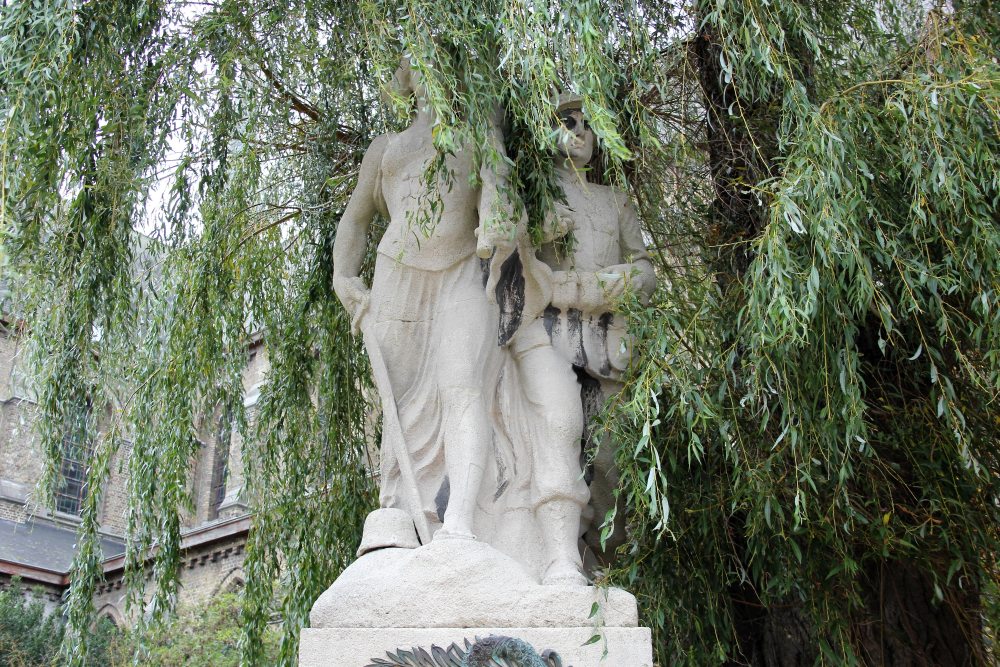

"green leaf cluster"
[596, 3, 1000, 665]
[0, 578, 125, 667]
[1, 1, 998, 666]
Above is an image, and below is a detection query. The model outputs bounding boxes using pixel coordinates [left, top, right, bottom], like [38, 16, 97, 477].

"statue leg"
[581, 377, 627, 561]
[368, 258, 439, 526]
[513, 322, 589, 586]
[435, 380, 490, 540]
[432, 263, 501, 541]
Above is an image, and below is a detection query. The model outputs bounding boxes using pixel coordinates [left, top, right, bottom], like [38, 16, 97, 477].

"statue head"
[381, 55, 428, 110]
[554, 93, 595, 169]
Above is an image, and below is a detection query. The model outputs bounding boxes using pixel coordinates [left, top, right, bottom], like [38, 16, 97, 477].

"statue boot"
[537, 499, 588, 586]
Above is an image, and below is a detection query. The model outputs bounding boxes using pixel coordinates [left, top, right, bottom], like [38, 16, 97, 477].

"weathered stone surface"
[329, 81, 659, 588]
[309, 539, 638, 629]
[330, 58, 593, 582]
[300, 626, 654, 667]
[331, 57, 516, 559]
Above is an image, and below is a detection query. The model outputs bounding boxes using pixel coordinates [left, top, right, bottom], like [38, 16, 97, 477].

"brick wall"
[93, 520, 249, 624]
[0, 498, 26, 522]
[97, 440, 132, 536]
[0, 322, 266, 625]
[0, 327, 42, 525]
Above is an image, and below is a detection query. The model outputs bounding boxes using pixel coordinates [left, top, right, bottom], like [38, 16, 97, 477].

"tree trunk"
[854, 561, 982, 667]
[691, 24, 767, 281]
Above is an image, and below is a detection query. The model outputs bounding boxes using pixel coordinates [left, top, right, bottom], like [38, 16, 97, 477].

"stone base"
[305, 527, 653, 666]
[310, 539, 639, 629]
[300, 626, 654, 667]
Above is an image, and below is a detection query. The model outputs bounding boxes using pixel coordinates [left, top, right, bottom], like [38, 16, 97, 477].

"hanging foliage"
[1, 1, 998, 666]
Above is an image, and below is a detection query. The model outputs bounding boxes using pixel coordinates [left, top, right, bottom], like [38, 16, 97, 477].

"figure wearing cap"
[541, 94, 656, 559]
[497, 94, 655, 583]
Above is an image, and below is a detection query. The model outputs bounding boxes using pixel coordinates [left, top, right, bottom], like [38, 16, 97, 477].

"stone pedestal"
[301, 535, 654, 666]
[300, 627, 653, 666]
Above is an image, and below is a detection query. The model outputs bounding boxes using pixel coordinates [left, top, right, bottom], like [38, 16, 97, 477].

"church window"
[55, 398, 93, 516]
[209, 406, 232, 519]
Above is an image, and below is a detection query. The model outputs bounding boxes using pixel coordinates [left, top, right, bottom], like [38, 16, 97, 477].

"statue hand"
[597, 263, 635, 302]
[541, 203, 574, 242]
[550, 271, 579, 309]
[597, 271, 628, 302]
[332, 275, 371, 334]
[575, 268, 629, 311]
[475, 219, 516, 258]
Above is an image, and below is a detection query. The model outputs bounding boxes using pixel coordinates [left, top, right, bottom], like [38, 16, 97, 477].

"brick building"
[0, 315, 269, 625]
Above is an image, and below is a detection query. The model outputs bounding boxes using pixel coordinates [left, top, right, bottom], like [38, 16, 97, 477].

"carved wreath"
[365, 635, 568, 667]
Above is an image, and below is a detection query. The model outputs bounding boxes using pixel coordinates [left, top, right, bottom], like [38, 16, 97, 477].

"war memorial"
[300, 57, 656, 666]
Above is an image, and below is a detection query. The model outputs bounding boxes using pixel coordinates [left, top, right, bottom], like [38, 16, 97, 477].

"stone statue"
[332, 57, 515, 545]
[536, 95, 656, 557]
[306, 71, 656, 666]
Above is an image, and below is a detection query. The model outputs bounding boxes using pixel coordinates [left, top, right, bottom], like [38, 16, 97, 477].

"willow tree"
[1, 1, 998, 665]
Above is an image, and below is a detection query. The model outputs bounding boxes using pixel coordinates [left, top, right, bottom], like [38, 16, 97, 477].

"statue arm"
[556, 195, 655, 311]
[476, 113, 520, 257]
[613, 196, 656, 303]
[332, 134, 389, 329]
[333, 134, 389, 280]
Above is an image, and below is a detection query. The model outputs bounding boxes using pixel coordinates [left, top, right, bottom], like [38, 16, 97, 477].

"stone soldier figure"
[332, 57, 516, 547]
[495, 93, 656, 586]
[538, 94, 656, 558]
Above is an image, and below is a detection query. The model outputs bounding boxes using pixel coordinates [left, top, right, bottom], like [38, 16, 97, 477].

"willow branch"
[258, 61, 321, 122]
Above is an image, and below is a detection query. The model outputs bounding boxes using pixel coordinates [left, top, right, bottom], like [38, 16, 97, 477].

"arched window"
[209, 404, 233, 519]
[213, 568, 245, 597]
[96, 603, 125, 628]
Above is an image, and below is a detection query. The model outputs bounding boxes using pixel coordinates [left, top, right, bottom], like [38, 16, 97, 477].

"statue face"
[381, 57, 429, 109]
[556, 109, 594, 165]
